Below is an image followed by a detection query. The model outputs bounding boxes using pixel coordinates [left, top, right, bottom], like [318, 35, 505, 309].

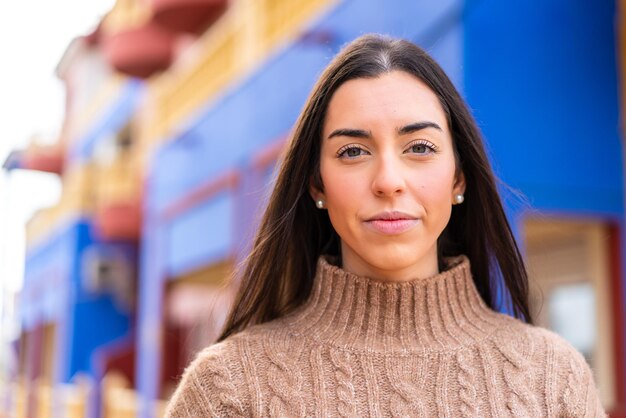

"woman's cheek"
[325, 168, 365, 207]
[420, 165, 456, 202]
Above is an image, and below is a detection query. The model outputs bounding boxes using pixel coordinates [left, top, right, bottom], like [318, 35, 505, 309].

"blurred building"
[2, 0, 625, 417]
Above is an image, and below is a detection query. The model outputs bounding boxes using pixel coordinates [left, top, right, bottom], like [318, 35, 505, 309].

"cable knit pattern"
[165, 255, 607, 417]
[496, 335, 542, 417]
[203, 358, 245, 416]
[166, 343, 245, 417]
[385, 356, 427, 418]
[564, 357, 584, 412]
[543, 335, 558, 417]
[329, 349, 357, 417]
[456, 348, 479, 417]
[264, 331, 306, 417]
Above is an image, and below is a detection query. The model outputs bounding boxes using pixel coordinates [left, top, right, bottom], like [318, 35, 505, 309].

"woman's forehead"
[324, 71, 447, 134]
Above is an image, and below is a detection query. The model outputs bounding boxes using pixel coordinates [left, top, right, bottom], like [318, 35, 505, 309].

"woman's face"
[313, 70, 465, 282]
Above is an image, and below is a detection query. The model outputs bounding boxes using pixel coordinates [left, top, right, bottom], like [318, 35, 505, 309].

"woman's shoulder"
[164, 322, 293, 417]
[489, 314, 606, 417]
[164, 338, 250, 417]
[490, 313, 587, 366]
[493, 313, 588, 361]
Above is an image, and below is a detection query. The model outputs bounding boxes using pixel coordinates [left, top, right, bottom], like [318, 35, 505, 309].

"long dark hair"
[218, 34, 531, 341]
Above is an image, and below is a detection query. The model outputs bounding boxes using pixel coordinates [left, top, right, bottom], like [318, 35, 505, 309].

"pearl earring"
[316, 200, 325, 209]
[454, 194, 465, 204]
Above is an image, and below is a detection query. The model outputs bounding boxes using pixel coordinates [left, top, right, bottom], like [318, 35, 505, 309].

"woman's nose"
[371, 155, 406, 197]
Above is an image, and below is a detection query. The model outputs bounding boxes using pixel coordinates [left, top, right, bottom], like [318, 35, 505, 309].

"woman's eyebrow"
[398, 121, 442, 135]
[327, 128, 372, 140]
[327, 122, 442, 140]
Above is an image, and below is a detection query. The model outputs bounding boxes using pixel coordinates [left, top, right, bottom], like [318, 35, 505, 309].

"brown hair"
[218, 34, 531, 341]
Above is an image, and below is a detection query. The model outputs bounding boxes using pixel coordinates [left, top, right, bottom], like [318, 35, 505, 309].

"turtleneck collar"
[284, 255, 504, 353]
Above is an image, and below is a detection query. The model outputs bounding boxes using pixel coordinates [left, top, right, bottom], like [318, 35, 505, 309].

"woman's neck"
[340, 244, 440, 282]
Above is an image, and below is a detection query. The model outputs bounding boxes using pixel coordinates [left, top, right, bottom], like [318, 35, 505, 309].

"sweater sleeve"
[548, 332, 606, 418]
[165, 342, 248, 418]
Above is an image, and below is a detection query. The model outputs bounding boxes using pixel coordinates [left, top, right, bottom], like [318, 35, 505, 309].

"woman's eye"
[338, 146, 368, 158]
[405, 141, 437, 155]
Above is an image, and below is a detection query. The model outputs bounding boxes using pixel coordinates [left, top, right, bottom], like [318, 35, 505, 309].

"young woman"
[166, 34, 605, 417]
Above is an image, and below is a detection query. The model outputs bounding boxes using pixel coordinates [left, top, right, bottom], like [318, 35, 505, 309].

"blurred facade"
[1, 0, 625, 417]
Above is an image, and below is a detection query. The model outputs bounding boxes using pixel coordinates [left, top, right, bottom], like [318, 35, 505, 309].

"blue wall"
[22, 220, 133, 383]
[65, 222, 133, 381]
[464, 0, 623, 216]
[166, 191, 234, 276]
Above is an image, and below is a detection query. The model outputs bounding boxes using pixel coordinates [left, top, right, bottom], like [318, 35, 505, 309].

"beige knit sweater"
[166, 255, 606, 417]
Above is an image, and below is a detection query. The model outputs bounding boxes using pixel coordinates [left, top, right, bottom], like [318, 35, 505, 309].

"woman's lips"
[364, 218, 420, 234]
[365, 212, 419, 235]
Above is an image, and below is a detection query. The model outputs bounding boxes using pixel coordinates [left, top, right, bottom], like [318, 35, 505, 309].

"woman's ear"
[453, 171, 466, 196]
[309, 179, 326, 207]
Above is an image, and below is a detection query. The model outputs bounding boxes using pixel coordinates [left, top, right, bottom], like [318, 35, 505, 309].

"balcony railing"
[94, 156, 140, 204]
[93, 155, 142, 240]
[142, 0, 338, 146]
